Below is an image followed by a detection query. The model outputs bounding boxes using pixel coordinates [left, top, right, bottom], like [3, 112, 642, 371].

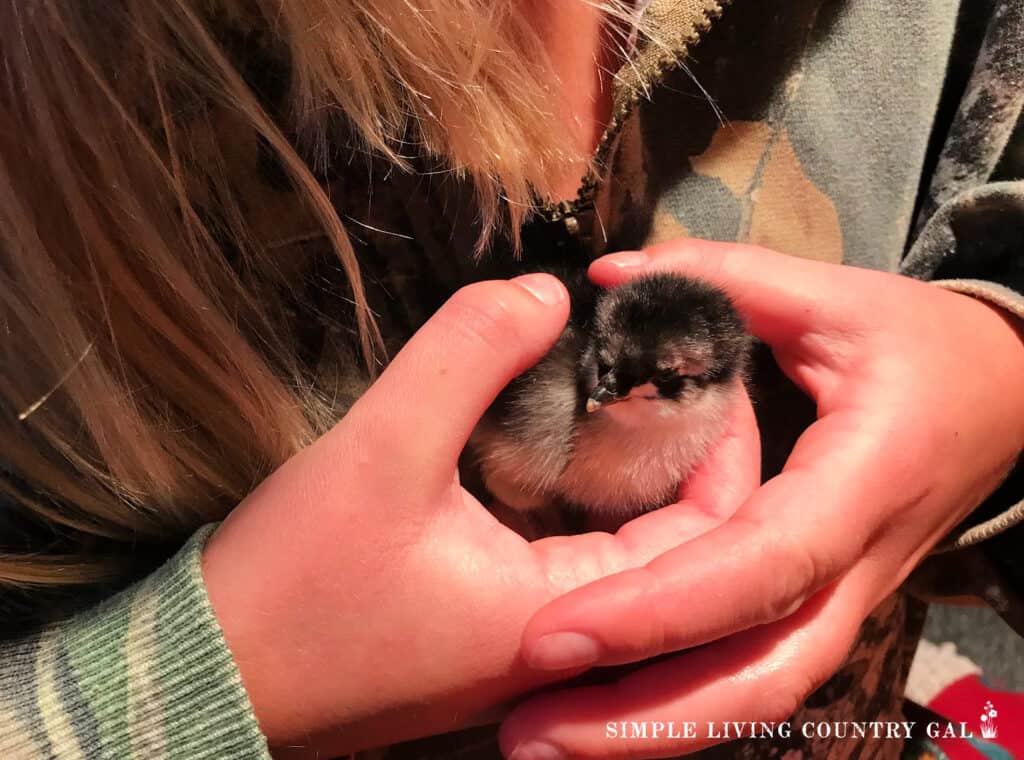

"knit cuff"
[931, 279, 1024, 552]
[0, 525, 271, 759]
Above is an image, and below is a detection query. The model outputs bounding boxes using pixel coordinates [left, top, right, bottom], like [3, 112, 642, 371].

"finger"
[521, 412, 886, 671]
[522, 384, 759, 600]
[339, 276, 570, 484]
[588, 240, 883, 347]
[500, 569, 872, 760]
[676, 379, 760, 516]
[609, 381, 760, 561]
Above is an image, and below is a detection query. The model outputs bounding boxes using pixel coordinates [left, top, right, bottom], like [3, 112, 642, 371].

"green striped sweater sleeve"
[0, 525, 271, 759]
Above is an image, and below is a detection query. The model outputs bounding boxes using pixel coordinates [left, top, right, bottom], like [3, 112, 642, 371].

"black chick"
[468, 271, 751, 518]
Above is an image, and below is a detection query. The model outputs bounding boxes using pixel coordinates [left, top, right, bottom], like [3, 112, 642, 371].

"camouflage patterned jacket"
[2, 1, 1022, 758]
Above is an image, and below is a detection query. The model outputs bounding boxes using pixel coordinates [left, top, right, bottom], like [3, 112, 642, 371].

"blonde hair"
[0, 0, 641, 607]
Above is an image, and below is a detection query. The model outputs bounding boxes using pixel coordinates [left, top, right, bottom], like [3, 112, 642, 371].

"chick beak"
[586, 378, 626, 414]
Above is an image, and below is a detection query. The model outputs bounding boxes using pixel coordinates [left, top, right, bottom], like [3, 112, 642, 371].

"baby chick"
[468, 271, 751, 518]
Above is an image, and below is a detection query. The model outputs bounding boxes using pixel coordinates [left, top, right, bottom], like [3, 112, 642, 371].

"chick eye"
[654, 373, 685, 397]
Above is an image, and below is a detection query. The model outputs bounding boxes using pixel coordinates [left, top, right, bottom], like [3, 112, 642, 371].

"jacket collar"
[546, 0, 734, 223]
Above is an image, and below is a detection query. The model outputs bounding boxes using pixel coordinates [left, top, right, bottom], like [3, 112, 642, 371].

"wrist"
[201, 517, 325, 754]
[971, 298, 1024, 438]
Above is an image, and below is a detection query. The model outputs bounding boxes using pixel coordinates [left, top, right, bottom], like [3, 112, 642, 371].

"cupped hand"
[501, 240, 1024, 760]
[200, 273, 760, 758]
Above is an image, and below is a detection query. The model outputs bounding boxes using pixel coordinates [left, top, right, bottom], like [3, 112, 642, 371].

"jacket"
[2, 1, 1022, 757]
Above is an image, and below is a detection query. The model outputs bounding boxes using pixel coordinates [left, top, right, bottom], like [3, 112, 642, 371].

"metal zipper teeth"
[540, 0, 735, 224]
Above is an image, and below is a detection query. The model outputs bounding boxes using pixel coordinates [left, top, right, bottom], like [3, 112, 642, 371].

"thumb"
[339, 275, 570, 487]
[589, 240, 875, 347]
[676, 379, 760, 516]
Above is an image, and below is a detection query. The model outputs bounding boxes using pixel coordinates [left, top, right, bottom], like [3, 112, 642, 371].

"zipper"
[539, 0, 735, 228]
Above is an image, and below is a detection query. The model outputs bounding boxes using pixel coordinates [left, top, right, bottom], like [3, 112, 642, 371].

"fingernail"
[526, 632, 601, 670]
[512, 274, 567, 306]
[509, 741, 566, 760]
[599, 250, 650, 268]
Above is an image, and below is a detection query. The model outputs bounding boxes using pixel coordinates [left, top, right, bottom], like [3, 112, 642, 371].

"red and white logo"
[980, 700, 999, 740]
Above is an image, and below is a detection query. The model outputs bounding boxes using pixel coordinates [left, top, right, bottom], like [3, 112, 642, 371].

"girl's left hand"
[500, 240, 1024, 760]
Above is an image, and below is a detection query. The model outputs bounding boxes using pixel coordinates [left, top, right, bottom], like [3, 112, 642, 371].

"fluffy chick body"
[469, 271, 751, 517]
[468, 272, 749, 518]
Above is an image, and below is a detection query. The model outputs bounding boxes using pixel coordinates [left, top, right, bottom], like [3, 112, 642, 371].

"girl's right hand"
[201, 275, 760, 757]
